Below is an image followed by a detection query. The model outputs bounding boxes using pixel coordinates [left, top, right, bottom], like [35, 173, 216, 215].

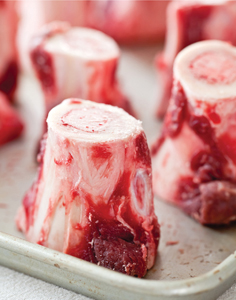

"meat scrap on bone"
[0, 1, 19, 101]
[156, 0, 236, 118]
[41, 1, 169, 44]
[152, 40, 236, 225]
[30, 21, 134, 125]
[0, 92, 24, 146]
[16, 99, 159, 277]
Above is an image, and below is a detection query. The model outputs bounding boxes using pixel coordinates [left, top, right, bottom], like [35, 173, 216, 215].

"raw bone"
[30, 22, 134, 123]
[152, 40, 236, 225]
[156, 0, 236, 118]
[16, 99, 159, 277]
[41, 1, 169, 44]
[0, 92, 24, 146]
[0, 1, 18, 101]
[86, 0, 169, 44]
[42, 1, 88, 28]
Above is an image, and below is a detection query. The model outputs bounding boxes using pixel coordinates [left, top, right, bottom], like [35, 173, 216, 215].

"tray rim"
[1, 231, 236, 297]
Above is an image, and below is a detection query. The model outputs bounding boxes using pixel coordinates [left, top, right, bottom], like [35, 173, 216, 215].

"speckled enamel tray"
[0, 45, 236, 300]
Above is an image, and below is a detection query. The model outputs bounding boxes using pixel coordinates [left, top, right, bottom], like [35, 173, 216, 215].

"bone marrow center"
[189, 51, 236, 84]
[61, 107, 111, 133]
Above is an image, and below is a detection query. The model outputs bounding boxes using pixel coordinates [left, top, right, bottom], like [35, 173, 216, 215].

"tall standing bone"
[152, 40, 236, 225]
[16, 99, 159, 277]
[30, 21, 134, 127]
[156, 1, 236, 118]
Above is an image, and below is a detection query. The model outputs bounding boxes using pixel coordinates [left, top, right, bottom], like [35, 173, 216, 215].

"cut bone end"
[47, 98, 142, 143]
[43, 25, 120, 61]
[174, 40, 236, 101]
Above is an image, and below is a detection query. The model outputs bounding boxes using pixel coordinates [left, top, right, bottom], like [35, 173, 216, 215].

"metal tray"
[0, 45, 236, 300]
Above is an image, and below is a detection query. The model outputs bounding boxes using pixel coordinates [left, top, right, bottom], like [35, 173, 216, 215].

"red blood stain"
[91, 145, 112, 160]
[164, 82, 187, 138]
[179, 5, 212, 48]
[188, 114, 213, 142]
[23, 182, 39, 231]
[151, 83, 187, 155]
[30, 48, 56, 95]
[30, 23, 69, 96]
[0, 61, 18, 101]
[69, 99, 82, 105]
[205, 104, 222, 124]
[23, 136, 46, 231]
[208, 111, 221, 124]
[37, 133, 47, 164]
[54, 152, 73, 166]
[134, 132, 151, 166]
[112, 172, 131, 199]
[74, 223, 83, 230]
[166, 241, 179, 246]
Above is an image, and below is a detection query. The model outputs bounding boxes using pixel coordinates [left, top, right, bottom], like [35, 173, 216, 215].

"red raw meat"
[0, 1, 19, 101]
[41, 1, 169, 44]
[152, 40, 236, 225]
[30, 22, 134, 123]
[156, 1, 236, 118]
[16, 99, 159, 277]
[0, 92, 24, 146]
